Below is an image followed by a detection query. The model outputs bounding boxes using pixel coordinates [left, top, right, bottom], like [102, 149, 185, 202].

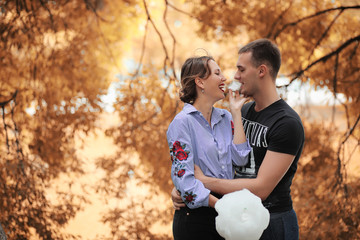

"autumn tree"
[94, 0, 180, 238]
[2, 0, 359, 238]
[0, 0, 141, 238]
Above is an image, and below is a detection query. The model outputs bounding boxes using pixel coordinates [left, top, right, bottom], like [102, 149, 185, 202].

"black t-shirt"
[234, 99, 304, 213]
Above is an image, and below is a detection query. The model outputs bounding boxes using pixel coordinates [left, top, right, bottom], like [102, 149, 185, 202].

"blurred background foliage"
[0, 0, 359, 239]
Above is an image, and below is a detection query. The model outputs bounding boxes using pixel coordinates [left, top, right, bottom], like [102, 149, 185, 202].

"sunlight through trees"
[1, 0, 359, 239]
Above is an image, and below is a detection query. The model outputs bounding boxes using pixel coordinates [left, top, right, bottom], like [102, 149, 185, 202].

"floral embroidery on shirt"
[183, 191, 197, 205]
[172, 141, 182, 152]
[174, 163, 186, 178]
[170, 141, 189, 178]
[175, 149, 188, 161]
[170, 141, 190, 162]
[231, 120, 234, 136]
[176, 169, 185, 177]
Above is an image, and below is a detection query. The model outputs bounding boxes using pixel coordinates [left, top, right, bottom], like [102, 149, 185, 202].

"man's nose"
[234, 73, 240, 80]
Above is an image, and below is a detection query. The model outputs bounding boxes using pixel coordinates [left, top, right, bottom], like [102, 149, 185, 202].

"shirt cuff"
[234, 140, 251, 151]
[186, 187, 211, 209]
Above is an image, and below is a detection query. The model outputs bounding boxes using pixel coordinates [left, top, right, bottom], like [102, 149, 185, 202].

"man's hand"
[194, 165, 207, 183]
[171, 187, 185, 210]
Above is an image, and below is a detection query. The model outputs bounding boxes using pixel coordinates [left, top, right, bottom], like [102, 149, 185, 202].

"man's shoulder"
[277, 100, 303, 125]
[271, 101, 305, 137]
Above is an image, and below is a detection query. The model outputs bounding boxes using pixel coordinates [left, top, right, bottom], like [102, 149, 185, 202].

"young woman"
[167, 56, 251, 240]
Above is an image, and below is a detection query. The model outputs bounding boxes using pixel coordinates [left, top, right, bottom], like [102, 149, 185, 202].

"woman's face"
[202, 60, 227, 101]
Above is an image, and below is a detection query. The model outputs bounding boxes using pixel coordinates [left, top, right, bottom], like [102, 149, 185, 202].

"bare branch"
[341, 113, 360, 146]
[1, 105, 10, 153]
[1, 90, 18, 154]
[38, 0, 55, 31]
[143, 0, 170, 75]
[0, 90, 18, 107]
[333, 54, 339, 96]
[83, 0, 107, 21]
[133, 20, 149, 78]
[166, 1, 200, 21]
[274, 5, 360, 39]
[283, 35, 360, 87]
[10, 93, 25, 163]
[166, 1, 218, 29]
[307, 9, 344, 60]
[334, 112, 360, 191]
[266, 1, 294, 39]
[331, 54, 339, 124]
[349, 40, 359, 60]
[164, 0, 177, 80]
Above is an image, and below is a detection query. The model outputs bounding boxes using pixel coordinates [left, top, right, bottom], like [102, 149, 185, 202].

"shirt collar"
[183, 103, 198, 114]
[183, 103, 225, 124]
[211, 107, 224, 125]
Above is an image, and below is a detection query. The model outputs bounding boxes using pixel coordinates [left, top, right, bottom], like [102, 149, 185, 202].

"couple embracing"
[167, 39, 304, 240]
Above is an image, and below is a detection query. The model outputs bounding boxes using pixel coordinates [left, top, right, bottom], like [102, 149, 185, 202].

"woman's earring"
[201, 89, 204, 93]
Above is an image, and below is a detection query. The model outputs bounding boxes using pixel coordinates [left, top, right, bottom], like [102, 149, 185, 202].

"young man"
[172, 39, 305, 240]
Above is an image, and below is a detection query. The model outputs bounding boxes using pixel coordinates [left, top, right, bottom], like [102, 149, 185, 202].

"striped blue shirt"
[167, 103, 251, 209]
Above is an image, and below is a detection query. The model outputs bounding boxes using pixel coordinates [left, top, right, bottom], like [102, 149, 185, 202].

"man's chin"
[240, 91, 248, 98]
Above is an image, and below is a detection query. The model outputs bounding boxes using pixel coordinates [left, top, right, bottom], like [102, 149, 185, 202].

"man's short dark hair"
[238, 39, 281, 79]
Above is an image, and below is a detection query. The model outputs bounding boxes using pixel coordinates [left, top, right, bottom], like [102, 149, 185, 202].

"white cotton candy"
[227, 81, 241, 92]
[215, 189, 270, 240]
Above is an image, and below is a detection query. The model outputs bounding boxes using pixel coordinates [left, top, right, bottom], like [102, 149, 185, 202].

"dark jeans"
[173, 206, 224, 240]
[260, 209, 299, 240]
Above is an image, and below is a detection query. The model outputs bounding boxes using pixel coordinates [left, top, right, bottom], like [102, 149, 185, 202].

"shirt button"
[222, 166, 225, 169]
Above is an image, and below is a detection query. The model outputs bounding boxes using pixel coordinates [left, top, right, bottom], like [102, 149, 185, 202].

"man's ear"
[259, 65, 267, 78]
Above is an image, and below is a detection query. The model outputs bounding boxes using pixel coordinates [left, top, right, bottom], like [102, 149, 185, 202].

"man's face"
[234, 52, 259, 97]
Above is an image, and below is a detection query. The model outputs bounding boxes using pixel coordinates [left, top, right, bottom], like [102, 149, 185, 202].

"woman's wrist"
[231, 113, 242, 121]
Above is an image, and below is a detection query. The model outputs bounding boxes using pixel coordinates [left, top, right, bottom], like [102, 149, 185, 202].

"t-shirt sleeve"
[267, 117, 304, 156]
[167, 118, 210, 209]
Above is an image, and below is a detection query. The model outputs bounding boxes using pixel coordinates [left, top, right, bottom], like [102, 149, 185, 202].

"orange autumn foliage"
[1, 0, 359, 239]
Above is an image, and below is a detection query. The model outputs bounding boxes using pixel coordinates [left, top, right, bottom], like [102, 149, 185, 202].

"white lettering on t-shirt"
[243, 119, 268, 148]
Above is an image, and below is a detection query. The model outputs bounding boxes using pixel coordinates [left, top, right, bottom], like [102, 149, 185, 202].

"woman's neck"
[193, 99, 214, 125]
